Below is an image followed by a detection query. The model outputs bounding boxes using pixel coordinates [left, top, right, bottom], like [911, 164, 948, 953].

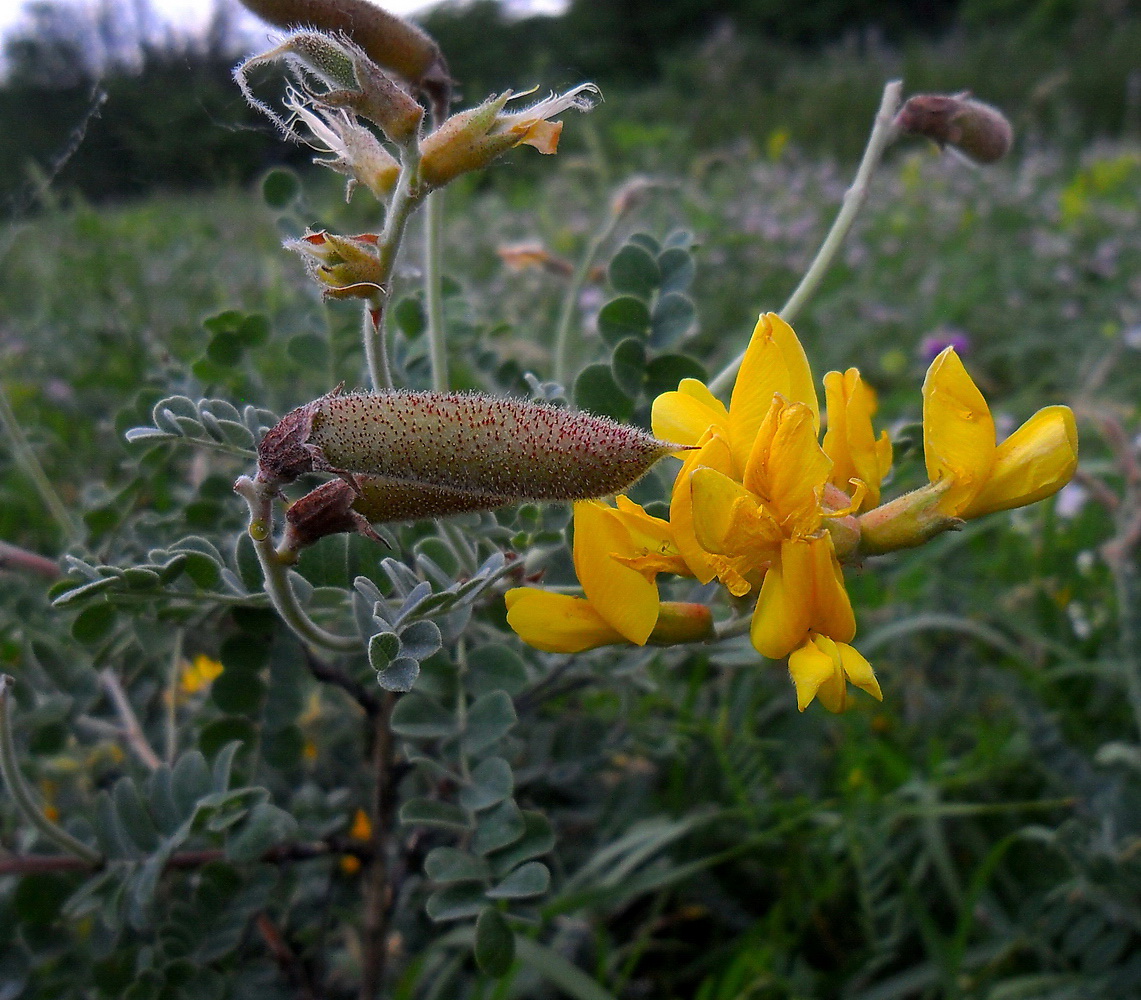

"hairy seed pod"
[282, 475, 513, 551]
[257, 390, 680, 499]
[894, 92, 1013, 165]
[237, 0, 450, 110]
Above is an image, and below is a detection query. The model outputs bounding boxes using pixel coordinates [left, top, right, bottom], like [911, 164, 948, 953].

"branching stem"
[234, 476, 361, 655]
[0, 675, 102, 864]
[708, 80, 903, 396]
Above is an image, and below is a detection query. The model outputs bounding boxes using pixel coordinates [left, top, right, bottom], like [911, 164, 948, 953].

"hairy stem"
[235, 476, 361, 655]
[364, 141, 425, 393]
[708, 79, 903, 396]
[0, 675, 102, 864]
[99, 669, 161, 771]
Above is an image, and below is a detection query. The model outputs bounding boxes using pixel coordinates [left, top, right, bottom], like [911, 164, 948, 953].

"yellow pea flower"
[923, 348, 1078, 519]
[822, 368, 893, 511]
[505, 497, 711, 653]
[788, 633, 882, 713]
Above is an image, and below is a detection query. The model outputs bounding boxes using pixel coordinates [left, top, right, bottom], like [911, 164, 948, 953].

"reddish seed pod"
[282, 475, 513, 550]
[894, 93, 1013, 165]
[257, 390, 679, 500]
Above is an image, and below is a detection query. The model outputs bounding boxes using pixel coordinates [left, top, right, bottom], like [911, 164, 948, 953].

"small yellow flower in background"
[923, 347, 1078, 519]
[340, 807, 373, 875]
[179, 654, 224, 696]
[822, 368, 893, 511]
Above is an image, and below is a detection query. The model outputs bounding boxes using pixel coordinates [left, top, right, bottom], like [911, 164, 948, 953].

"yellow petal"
[766, 402, 832, 528]
[729, 313, 819, 472]
[651, 378, 728, 448]
[788, 636, 842, 712]
[837, 643, 882, 702]
[750, 542, 812, 659]
[504, 588, 625, 653]
[573, 500, 659, 644]
[670, 435, 734, 583]
[513, 118, 562, 153]
[825, 368, 889, 511]
[922, 348, 995, 515]
[690, 467, 756, 554]
[961, 405, 1079, 519]
[806, 534, 856, 644]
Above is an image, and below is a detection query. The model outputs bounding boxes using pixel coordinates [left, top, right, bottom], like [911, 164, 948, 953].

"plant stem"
[234, 476, 361, 655]
[0, 383, 80, 542]
[359, 691, 397, 1000]
[423, 187, 449, 391]
[364, 141, 425, 393]
[0, 540, 60, 578]
[99, 668, 161, 771]
[0, 675, 102, 864]
[362, 299, 393, 392]
[552, 209, 622, 390]
[708, 79, 903, 397]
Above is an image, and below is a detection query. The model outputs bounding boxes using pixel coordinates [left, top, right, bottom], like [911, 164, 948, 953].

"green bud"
[257, 390, 679, 500]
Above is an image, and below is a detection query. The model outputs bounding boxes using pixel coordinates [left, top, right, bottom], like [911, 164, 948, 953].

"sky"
[0, 0, 567, 51]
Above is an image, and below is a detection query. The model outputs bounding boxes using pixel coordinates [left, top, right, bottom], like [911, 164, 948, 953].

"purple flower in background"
[919, 326, 971, 361]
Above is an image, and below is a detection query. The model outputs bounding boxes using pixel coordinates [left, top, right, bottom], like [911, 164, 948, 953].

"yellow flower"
[822, 368, 893, 511]
[788, 633, 882, 713]
[179, 654, 224, 696]
[923, 348, 1078, 519]
[505, 497, 711, 653]
[653, 313, 880, 710]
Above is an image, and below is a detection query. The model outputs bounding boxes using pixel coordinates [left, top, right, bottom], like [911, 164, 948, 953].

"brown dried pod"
[281, 475, 514, 551]
[894, 93, 1013, 165]
[237, 0, 451, 112]
[257, 390, 680, 500]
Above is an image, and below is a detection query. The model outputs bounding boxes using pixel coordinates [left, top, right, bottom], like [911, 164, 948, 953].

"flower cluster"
[508, 314, 1077, 713]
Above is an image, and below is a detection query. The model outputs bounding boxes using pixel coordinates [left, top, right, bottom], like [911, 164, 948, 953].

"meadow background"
[1, 0, 1140, 997]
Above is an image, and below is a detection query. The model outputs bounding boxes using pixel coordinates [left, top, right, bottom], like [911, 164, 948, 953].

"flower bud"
[894, 93, 1013, 165]
[419, 86, 598, 189]
[281, 475, 513, 553]
[856, 480, 962, 556]
[257, 390, 680, 499]
[648, 602, 715, 645]
[285, 231, 383, 299]
[237, 0, 451, 109]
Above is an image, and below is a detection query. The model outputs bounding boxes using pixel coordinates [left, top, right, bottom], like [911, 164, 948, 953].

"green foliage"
[1, 38, 1140, 1000]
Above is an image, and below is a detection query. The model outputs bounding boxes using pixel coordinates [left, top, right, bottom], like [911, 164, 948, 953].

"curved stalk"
[0, 675, 102, 864]
[552, 210, 623, 390]
[234, 476, 362, 655]
[708, 80, 903, 396]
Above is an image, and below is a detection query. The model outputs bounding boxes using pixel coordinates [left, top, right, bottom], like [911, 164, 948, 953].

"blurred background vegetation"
[1, 0, 1140, 206]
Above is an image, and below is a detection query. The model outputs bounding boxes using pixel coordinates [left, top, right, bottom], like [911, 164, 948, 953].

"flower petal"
[806, 534, 856, 643]
[922, 347, 995, 515]
[670, 435, 734, 583]
[750, 540, 812, 659]
[572, 500, 659, 644]
[788, 636, 842, 712]
[651, 378, 729, 448]
[729, 313, 819, 472]
[504, 588, 624, 652]
[823, 368, 889, 510]
[690, 467, 756, 554]
[765, 402, 832, 529]
[961, 405, 1078, 518]
[837, 643, 882, 702]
